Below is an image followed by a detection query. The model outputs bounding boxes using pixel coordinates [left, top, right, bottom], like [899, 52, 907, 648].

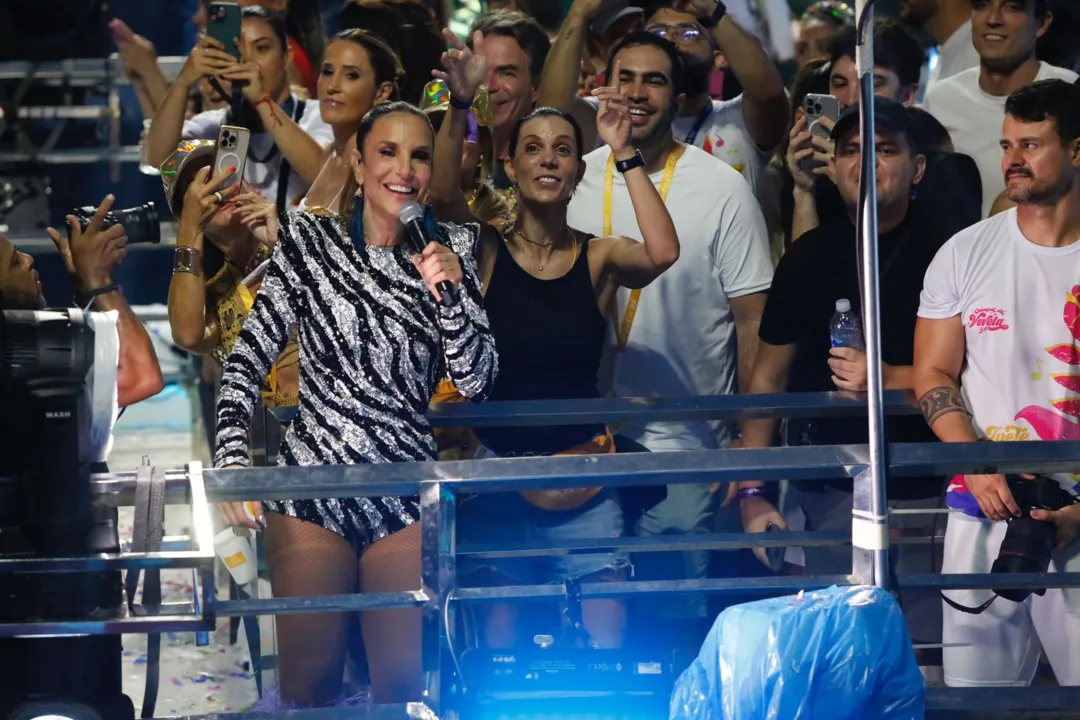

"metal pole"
[851, 0, 891, 588]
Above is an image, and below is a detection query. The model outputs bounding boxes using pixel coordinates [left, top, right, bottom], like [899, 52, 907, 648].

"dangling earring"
[910, 187, 919, 200]
[355, 184, 364, 198]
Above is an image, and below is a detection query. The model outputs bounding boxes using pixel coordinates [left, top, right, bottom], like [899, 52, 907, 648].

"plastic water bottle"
[830, 299, 865, 350]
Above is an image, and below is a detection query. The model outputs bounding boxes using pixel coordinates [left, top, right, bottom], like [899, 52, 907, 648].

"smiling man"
[467, 10, 551, 197]
[566, 31, 773, 621]
[923, 0, 1076, 217]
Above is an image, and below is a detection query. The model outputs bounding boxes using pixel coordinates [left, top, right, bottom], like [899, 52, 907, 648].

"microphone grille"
[398, 200, 424, 224]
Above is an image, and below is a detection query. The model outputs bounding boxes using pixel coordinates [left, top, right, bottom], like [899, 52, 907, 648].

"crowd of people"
[3, 0, 1080, 709]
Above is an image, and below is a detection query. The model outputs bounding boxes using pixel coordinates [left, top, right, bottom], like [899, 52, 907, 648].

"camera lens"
[814, 103, 822, 113]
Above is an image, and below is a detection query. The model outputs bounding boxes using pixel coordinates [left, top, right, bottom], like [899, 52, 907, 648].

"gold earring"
[355, 185, 364, 198]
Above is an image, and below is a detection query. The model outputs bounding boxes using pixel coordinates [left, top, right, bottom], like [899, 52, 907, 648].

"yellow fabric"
[604, 144, 686, 352]
[207, 247, 299, 407]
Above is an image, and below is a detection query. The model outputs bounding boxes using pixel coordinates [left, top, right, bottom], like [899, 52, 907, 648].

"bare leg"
[265, 512, 357, 706]
[577, 568, 629, 649]
[358, 522, 422, 703]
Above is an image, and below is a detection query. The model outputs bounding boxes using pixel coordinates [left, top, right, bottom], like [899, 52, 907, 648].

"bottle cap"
[835, 298, 852, 313]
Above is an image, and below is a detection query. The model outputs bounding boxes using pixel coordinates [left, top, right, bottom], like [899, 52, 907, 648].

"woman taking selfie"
[214, 101, 497, 706]
[163, 140, 299, 409]
[430, 30, 679, 651]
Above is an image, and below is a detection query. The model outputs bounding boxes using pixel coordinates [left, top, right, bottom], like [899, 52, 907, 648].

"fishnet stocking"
[264, 512, 357, 706]
[358, 521, 423, 703]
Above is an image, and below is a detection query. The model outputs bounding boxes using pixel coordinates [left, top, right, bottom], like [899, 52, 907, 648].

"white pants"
[942, 512, 1080, 686]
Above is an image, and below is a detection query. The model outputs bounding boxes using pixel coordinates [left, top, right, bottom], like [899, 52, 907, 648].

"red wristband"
[253, 93, 274, 112]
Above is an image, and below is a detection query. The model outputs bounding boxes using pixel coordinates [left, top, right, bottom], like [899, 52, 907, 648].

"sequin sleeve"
[214, 215, 303, 467]
[438, 222, 498, 401]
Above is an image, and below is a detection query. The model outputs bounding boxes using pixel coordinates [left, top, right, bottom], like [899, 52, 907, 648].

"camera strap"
[124, 457, 167, 718]
[941, 591, 997, 616]
[272, 98, 305, 213]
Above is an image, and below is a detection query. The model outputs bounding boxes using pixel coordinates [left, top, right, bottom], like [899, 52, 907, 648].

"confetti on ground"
[171, 677, 184, 687]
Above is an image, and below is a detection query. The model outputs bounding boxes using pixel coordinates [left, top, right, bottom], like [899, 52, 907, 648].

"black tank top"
[476, 235, 607, 456]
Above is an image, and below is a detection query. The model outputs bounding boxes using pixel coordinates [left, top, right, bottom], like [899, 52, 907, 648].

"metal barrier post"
[851, 0, 891, 588]
[420, 482, 456, 714]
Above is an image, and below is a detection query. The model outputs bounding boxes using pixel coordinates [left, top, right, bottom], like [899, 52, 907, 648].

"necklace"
[506, 224, 577, 274]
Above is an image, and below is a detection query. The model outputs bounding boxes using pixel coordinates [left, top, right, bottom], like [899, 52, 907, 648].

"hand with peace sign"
[591, 61, 633, 159]
[433, 29, 488, 104]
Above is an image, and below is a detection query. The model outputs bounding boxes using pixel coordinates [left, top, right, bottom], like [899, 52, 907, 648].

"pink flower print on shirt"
[1016, 284, 1080, 440]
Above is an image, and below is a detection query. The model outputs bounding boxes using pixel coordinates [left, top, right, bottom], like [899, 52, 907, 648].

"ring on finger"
[213, 191, 224, 203]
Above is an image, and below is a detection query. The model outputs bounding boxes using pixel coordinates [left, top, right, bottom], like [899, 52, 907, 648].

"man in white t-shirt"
[144, 5, 331, 210]
[539, 0, 787, 192]
[566, 31, 773, 619]
[914, 79, 1080, 687]
[923, 0, 1077, 218]
[901, 0, 980, 93]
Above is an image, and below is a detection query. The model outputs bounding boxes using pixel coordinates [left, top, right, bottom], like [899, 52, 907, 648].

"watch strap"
[699, 0, 728, 28]
[614, 149, 645, 174]
[75, 283, 120, 309]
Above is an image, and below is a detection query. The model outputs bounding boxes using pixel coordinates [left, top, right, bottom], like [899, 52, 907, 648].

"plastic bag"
[670, 585, 924, 720]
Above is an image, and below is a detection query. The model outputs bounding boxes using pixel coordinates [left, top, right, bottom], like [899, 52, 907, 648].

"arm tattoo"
[918, 386, 971, 427]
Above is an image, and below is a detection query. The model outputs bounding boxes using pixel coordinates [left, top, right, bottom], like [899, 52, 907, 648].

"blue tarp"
[671, 585, 925, 719]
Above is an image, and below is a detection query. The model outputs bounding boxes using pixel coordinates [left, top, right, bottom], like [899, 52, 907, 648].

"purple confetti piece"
[192, 673, 210, 683]
[123, 651, 133, 657]
[134, 655, 147, 665]
[209, 685, 221, 691]
[171, 677, 183, 687]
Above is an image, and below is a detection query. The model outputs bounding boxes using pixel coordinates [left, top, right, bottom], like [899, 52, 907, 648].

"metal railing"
[5, 392, 1075, 717]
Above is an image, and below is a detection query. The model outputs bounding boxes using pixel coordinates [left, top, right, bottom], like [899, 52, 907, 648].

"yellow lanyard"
[604, 143, 685, 352]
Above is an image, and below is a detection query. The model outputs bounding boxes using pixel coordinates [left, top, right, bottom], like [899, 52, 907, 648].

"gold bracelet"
[173, 246, 202, 275]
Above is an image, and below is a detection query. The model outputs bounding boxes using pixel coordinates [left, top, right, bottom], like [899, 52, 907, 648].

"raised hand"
[434, 29, 488, 101]
[591, 61, 632, 157]
[180, 166, 241, 233]
[178, 34, 237, 89]
[221, 33, 266, 103]
[48, 194, 128, 293]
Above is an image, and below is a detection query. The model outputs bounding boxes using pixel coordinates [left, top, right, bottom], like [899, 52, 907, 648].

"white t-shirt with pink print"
[918, 209, 1080, 515]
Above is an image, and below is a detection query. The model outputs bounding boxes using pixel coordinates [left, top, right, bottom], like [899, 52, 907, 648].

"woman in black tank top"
[429, 35, 681, 650]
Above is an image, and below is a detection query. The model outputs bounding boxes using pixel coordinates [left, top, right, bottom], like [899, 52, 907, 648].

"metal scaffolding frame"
[5, 392, 1079, 717]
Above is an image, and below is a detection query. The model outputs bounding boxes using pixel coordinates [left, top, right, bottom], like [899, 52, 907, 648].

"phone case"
[215, 125, 250, 190]
[207, 2, 242, 56]
[804, 94, 841, 139]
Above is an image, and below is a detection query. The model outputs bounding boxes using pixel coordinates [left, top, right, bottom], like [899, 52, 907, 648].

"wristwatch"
[698, 0, 728, 28]
[614, 149, 645, 174]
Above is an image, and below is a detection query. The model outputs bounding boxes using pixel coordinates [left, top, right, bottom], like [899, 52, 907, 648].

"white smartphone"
[214, 124, 250, 190]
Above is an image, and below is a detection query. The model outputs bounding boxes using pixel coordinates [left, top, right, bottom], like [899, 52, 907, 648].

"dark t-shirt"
[759, 208, 951, 500]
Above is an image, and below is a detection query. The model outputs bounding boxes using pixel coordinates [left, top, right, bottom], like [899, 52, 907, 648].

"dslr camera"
[992, 474, 1078, 602]
[69, 201, 160, 245]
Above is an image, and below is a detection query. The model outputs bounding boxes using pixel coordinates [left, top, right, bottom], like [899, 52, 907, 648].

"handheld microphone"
[398, 200, 459, 307]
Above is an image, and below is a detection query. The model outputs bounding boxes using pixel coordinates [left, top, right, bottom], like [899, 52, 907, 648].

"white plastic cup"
[214, 527, 257, 585]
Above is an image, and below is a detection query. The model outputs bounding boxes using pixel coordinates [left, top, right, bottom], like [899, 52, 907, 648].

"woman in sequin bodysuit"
[213, 102, 497, 706]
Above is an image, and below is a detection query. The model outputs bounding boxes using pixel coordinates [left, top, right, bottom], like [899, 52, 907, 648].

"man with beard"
[900, 0, 980, 92]
[566, 31, 773, 620]
[540, 0, 786, 191]
[914, 79, 1080, 687]
[924, 0, 1076, 217]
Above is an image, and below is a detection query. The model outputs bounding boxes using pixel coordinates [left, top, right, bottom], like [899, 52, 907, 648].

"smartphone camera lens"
[814, 103, 822, 113]
[223, 132, 235, 149]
